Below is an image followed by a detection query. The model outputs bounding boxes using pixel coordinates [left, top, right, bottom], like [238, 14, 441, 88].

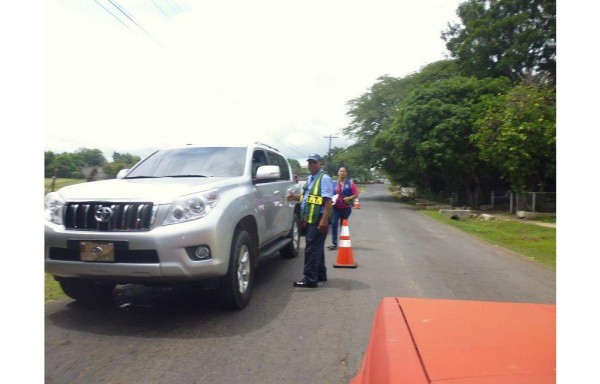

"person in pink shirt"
[328, 167, 359, 250]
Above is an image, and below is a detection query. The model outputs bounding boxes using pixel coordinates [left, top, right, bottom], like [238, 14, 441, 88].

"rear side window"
[267, 151, 290, 181]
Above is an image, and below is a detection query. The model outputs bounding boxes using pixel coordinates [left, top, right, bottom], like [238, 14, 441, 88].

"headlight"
[44, 192, 65, 225]
[163, 189, 219, 225]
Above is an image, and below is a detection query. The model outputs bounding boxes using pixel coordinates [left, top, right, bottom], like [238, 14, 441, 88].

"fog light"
[186, 245, 211, 261]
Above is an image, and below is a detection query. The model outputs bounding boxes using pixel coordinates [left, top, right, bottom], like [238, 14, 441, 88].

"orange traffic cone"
[334, 219, 357, 268]
[354, 197, 361, 209]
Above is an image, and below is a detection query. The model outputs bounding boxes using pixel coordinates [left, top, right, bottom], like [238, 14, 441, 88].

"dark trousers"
[303, 222, 328, 283]
[331, 207, 352, 246]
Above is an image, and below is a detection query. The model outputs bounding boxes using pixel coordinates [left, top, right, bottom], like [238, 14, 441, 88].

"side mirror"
[255, 165, 280, 181]
[116, 169, 130, 179]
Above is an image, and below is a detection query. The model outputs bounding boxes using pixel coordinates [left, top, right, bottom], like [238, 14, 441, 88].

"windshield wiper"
[124, 176, 161, 179]
[164, 174, 209, 178]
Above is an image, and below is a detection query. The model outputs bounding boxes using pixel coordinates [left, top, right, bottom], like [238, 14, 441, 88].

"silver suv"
[45, 143, 302, 309]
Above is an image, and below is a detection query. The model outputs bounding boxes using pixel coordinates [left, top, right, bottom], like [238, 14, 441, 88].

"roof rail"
[255, 141, 280, 152]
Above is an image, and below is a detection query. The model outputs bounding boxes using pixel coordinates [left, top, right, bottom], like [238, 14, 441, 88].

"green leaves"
[443, 0, 556, 83]
[341, 0, 555, 202]
[471, 83, 555, 192]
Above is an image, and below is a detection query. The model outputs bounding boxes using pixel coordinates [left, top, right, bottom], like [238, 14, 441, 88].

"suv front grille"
[64, 202, 155, 231]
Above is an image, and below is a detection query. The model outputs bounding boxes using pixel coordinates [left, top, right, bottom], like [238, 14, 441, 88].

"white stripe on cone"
[339, 238, 352, 247]
[340, 223, 350, 237]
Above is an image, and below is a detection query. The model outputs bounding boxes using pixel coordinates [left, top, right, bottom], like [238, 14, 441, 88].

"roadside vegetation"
[325, 0, 555, 209]
[44, 177, 85, 193]
[45, 178, 84, 302]
[45, 274, 65, 302]
[421, 210, 555, 269]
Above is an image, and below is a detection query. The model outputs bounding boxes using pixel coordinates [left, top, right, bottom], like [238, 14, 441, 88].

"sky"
[45, 0, 465, 162]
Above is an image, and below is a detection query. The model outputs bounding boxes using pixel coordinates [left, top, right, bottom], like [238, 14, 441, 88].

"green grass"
[45, 179, 86, 302]
[421, 210, 556, 269]
[44, 178, 85, 194]
[45, 273, 65, 302]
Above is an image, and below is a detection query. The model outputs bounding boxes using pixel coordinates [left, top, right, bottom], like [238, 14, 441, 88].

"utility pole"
[324, 133, 338, 175]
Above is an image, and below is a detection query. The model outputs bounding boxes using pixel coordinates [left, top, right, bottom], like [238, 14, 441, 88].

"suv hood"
[56, 177, 232, 205]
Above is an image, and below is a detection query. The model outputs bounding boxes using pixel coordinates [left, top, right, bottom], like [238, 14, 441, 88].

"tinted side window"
[267, 151, 290, 181]
[252, 149, 268, 178]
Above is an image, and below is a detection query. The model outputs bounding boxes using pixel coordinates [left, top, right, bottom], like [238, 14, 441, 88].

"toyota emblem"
[94, 206, 113, 222]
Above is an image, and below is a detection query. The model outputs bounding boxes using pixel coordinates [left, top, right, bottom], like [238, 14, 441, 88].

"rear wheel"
[216, 229, 254, 310]
[280, 213, 300, 259]
[58, 278, 115, 302]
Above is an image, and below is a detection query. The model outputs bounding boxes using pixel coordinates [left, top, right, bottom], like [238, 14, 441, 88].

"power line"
[94, 0, 164, 48]
[107, 0, 153, 38]
[94, 0, 132, 30]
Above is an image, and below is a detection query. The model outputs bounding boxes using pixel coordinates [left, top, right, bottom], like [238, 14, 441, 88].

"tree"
[45, 151, 56, 177]
[47, 153, 85, 178]
[471, 81, 555, 192]
[442, 0, 556, 83]
[103, 152, 142, 178]
[74, 148, 107, 167]
[287, 158, 303, 176]
[344, 61, 461, 169]
[374, 76, 511, 206]
[328, 145, 374, 182]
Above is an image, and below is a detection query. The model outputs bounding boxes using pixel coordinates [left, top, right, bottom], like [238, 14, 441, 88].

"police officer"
[287, 154, 333, 288]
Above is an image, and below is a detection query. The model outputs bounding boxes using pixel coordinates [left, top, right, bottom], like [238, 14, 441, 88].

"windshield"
[126, 147, 246, 178]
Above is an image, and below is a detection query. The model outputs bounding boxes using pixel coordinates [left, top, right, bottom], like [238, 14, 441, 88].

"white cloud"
[46, 0, 463, 162]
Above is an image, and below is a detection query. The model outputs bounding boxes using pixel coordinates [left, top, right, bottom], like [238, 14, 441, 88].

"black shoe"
[327, 245, 337, 250]
[318, 277, 327, 282]
[293, 280, 318, 288]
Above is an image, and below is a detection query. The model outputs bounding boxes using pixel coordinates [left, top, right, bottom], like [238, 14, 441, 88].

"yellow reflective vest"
[302, 172, 325, 224]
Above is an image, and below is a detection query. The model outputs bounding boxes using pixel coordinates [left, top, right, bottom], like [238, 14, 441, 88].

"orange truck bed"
[351, 297, 555, 383]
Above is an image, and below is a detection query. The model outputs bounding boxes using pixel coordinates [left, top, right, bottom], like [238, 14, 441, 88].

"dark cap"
[307, 153, 323, 162]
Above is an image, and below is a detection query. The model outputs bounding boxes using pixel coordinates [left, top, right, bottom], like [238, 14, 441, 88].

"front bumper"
[45, 210, 232, 283]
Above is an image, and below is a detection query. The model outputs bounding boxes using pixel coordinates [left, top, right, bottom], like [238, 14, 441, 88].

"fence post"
[491, 191, 495, 209]
[532, 192, 536, 213]
[509, 191, 513, 213]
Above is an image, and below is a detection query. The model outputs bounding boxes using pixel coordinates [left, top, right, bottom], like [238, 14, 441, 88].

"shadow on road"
[47, 256, 298, 339]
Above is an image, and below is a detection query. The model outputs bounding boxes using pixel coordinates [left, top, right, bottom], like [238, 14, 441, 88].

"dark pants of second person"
[303, 221, 328, 283]
[331, 207, 352, 247]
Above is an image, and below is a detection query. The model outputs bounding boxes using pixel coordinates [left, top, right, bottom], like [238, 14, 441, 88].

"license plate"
[80, 241, 115, 262]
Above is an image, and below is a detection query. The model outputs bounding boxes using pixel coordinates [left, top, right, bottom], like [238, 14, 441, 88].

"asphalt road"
[45, 183, 555, 384]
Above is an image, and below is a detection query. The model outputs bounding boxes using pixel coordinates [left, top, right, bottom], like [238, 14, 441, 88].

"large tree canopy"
[340, 0, 556, 205]
[374, 76, 511, 205]
[442, 0, 556, 83]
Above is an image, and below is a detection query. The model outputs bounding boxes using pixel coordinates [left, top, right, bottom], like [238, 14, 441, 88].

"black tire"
[216, 229, 254, 310]
[280, 213, 300, 259]
[58, 278, 115, 302]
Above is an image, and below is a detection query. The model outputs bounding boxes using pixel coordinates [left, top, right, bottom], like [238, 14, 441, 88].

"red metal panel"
[397, 298, 555, 383]
[351, 297, 555, 384]
[351, 297, 428, 384]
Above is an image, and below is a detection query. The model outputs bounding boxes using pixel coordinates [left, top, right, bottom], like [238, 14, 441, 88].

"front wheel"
[280, 213, 300, 259]
[57, 277, 115, 302]
[216, 229, 254, 310]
